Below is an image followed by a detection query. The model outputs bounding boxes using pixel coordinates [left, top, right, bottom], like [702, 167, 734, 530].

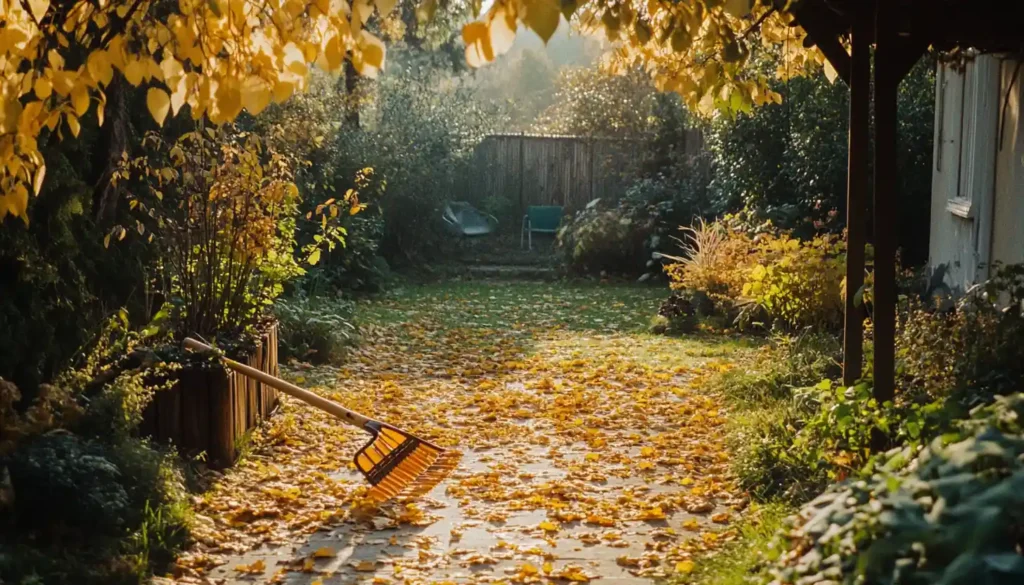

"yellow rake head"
[354, 422, 462, 503]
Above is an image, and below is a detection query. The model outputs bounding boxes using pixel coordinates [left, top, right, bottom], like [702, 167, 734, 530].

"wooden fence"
[140, 324, 280, 468]
[467, 131, 703, 215]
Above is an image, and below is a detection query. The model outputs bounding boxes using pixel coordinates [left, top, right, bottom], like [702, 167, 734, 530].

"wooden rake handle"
[182, 337, 373, 430]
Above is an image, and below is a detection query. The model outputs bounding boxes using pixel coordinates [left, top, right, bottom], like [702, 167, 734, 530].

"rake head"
[354, 422, 462, 503]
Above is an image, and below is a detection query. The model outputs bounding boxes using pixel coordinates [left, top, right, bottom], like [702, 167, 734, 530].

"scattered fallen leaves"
[172, 284, 749, 582]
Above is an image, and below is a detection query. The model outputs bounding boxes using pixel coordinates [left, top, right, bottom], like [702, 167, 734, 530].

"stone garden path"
[170, 282, 752, 585]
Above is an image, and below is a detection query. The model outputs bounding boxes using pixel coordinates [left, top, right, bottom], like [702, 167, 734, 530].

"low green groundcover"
[767, 393, 1024, 585]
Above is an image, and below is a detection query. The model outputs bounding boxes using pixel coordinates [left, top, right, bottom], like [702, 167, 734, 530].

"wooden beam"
[891, 36, 928, 83]
[794, 19, 851, 85]
[842, 12, 870, 387]
[789, 1, 852, 86]
[872, 2, 898, 404]
[811, 33, 852, 86]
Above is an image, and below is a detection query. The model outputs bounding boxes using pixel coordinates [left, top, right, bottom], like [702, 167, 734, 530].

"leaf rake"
[183, 338, 461, 503]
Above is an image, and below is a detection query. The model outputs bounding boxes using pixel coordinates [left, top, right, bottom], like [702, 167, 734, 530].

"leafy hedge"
[274, 293, 358, 364]
[0, 317, 191, 585]
[767, 394, 1024, 585]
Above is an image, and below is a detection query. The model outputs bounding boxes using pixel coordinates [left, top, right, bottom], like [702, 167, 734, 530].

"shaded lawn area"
[359, 280, 756, 362]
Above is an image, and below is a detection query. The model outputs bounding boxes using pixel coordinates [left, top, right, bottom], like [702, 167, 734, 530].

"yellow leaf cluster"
[461, 0, 825, 119]
[0, 0, 393, 222]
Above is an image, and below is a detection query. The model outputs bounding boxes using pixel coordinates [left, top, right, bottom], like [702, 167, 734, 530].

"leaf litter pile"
[172, 282, 754, 585]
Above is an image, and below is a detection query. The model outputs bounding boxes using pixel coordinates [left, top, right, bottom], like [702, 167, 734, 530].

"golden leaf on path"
[711, 512, 731, 524]
[311, 579, 323, 585]
[302, 558, 316, 572]
[676, 560, 696, 574]
[312, 546, 336, 558]
[538, 520, 559, 532]
[557, 565, 594, 582]
[640, 446, 656, 457]
[585, 514, 616, 527]
[616, 556, 641, 567]
[542, 562, 553, 574]
[682, 518, 700, 531]
[233, 559, 265, 574]
[638, 506, 667, 520]
[519, 562, 539, 576]
[353, 560, 377, 571]
[464, 553, 497, 565]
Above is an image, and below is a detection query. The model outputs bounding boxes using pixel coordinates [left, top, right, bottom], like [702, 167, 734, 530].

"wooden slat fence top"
[484, 132, 652, 142]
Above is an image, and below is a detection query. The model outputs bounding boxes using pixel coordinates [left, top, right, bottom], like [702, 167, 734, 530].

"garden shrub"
[664, 219, 753, 302]
[649, 291, 701, 335]
[897, 263, 1024, 404]
[0, 316, 190, 585]
[274, 294, 358, 364]
[664, 219, 846, 330]
[7, 433, 131, 536]
[715, 332, 842, 503]
[557, 199, 662, 276]
[742, 233, 845, 330]
[766, 393, 1024, 585]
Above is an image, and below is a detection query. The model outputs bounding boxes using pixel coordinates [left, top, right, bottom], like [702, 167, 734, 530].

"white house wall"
[992, 58, 1024, 270]
[928, 55, 1001, 292]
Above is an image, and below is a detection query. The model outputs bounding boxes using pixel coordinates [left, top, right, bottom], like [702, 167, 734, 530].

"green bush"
[716, 333, 841, 503]
[701, 59, 934, 265]
[650, 291, 702, 335]
[767, 393, 1024, 585]
[730, 402, 828, 504]
[0, 317, 190, 585]
[557, 199, 662, 276]
[714, 332, 841, 405]
[274, 294, 357, 364]
[6, 434, 130, 536]
[898, 263, 1024, 404]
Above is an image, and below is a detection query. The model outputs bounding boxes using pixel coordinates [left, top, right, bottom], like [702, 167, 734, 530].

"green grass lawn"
[358, 280, 669, 332]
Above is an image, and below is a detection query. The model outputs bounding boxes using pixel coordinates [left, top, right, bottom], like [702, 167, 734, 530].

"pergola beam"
[789, 2, 852, 86]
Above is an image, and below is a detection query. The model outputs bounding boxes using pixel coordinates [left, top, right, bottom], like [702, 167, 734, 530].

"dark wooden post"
[519, 132, 526, 216]
[872, 4, 898, 403]
[842, 11, 870, 386]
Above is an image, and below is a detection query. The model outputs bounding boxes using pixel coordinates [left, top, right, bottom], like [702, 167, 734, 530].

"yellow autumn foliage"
[0, 0, 392, 221]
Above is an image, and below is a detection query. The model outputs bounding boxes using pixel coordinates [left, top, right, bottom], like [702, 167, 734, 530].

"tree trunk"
[92, 75, 130, 222]
[344, 59, 360, 128]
